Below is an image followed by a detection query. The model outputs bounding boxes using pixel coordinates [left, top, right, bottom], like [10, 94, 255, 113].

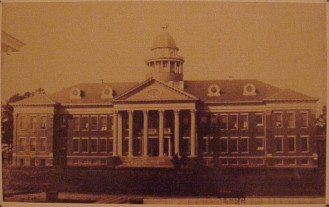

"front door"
[148, 137, 159, 156]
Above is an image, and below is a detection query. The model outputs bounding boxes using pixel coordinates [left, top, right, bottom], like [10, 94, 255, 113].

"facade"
[11, 30, 319, 168]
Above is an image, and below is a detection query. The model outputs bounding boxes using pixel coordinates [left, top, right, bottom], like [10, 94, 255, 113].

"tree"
[1, 103, 13, 145]
[316, 105, 327, 135]
[209, 115, 222, 197]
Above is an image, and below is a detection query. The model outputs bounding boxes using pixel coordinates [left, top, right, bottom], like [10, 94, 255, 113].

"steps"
[119, 157, 173, 168]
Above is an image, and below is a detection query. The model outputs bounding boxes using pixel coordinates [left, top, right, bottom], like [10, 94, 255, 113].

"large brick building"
[11, 29, 319, 168]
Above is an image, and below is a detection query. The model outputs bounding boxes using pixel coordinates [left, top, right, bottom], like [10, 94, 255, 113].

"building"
[11, 29, 319, 168]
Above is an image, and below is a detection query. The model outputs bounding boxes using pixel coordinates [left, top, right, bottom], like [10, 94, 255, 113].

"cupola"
[145, 25, 184, 83]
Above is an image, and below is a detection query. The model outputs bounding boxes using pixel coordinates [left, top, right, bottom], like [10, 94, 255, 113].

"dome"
[151, 32, 178, 50]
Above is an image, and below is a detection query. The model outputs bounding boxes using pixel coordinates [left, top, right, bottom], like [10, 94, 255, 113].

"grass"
[3, 166, 325, 199]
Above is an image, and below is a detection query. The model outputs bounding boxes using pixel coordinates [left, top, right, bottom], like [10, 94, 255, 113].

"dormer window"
[101, 86, 113, 99]
[243, 83, 256, 96]
[70, 88, 81, 99]
[207, 84, 221, 96]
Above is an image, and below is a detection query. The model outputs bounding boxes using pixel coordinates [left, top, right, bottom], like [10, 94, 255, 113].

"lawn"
[2, 166, 325, 201]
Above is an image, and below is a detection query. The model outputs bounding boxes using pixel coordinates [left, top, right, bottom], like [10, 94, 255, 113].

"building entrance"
[148, 137, 159, 156]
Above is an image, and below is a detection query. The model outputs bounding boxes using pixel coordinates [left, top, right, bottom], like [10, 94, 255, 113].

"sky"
[1, 1, 327, 113]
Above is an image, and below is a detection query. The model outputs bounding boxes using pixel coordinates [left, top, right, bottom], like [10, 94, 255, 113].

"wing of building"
[11, 30, 319, 168]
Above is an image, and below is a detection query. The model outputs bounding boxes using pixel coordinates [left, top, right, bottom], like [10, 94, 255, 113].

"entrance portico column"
[190, 109, 196, 157]
[128, 110, 134, 157]
[159, 110, 164, 157]
[112, 111, 118, 156]
[174, 110, 180, 156]
[117, 112, 123, 156]
[143, 110, 148, 157]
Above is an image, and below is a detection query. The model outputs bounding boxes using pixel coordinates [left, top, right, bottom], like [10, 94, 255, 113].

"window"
[81, 138, 88, 153]
[202, 137, 209, 154]
[19, 138, 26, 151]
[255, 113, 264, 126]
[256, 159, 264, 165]
[30, 116, 37, 129]
[240, 114, 248, 130]
[30, 138, 36, 151]
[301, 112, 308, 128]
[221, 159, 228, 165]
[202, 136, 213, 155]
[40, 159, 46, 167]
[91, 138, 98, 153]
[230, 114, 238, 130]
[220, 137, 228, 153]
[300, 136, 309, 152]
[300, 159, 309, 165]
[230, 159, 238, 165]
[287, 136, 296, 152]
[30, 158, 35, 166]
[81, 116, 89, 130]
[61, 116, 67, 128]
[240, 160, 249, 165]
[73, 138, 80, 153]
[108, 116, 114, 131]
[256, 137, 264, 150]
[219, 114, 228, 130]
[99, 138, 107, 153]
[90, 116, 98, 131]
[41, 116, 47, 129]
[275, 159, 283, 165]
[287, 112, 295, 128]
[20, 159, 25, 166]
[229, 137, 238, 153]
[20, 116, 27, 129]
[73, 116, 80, 131]
[286, 159, 296, 165]
[274, 112, 283, 128]
[240, 137, 249, 153]
[40, 137, 47, 152]
[108, 138, 113, 154]
[100, 116, 107, 131]
[275, 136, 283, 153]
[100, 159, 106, 165]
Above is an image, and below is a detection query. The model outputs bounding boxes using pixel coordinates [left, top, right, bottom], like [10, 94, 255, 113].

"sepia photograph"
[1, 0, 327, 206]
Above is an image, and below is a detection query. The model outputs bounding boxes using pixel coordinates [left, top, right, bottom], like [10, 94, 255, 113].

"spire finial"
[161, 23, 168, 31]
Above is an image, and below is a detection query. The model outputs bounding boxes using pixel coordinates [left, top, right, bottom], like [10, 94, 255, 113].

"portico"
[113, 106, 197, 158]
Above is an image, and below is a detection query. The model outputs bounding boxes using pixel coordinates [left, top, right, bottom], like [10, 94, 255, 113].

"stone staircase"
[118, 156, 173, 168]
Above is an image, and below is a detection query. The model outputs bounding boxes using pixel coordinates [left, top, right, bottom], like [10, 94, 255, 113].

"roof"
[184, 79, 317, 103]
[264, 88, 317, 101]
[11, 79, 317, 107]
[151, 32, 178, 50]
[11, 94, 56, 106]
[48, 82, 139, 105]
[2, 31, 25, 52]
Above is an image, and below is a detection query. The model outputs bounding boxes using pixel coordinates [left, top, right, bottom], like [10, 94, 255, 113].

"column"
[117, 112, 123, 156]
[159, 110, 164, 157]
[128, 110, 133, 157]
[112, 112, 118, 156]
[143, 110, 148, 157]
[174, 110, 180, 156]
[190, 109, 196, 157]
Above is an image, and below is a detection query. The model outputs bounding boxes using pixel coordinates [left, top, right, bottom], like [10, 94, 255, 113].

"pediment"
[114, 78, 198, 102]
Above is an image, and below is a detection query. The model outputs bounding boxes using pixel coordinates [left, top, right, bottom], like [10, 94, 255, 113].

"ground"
[2, 165, 325, 204]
